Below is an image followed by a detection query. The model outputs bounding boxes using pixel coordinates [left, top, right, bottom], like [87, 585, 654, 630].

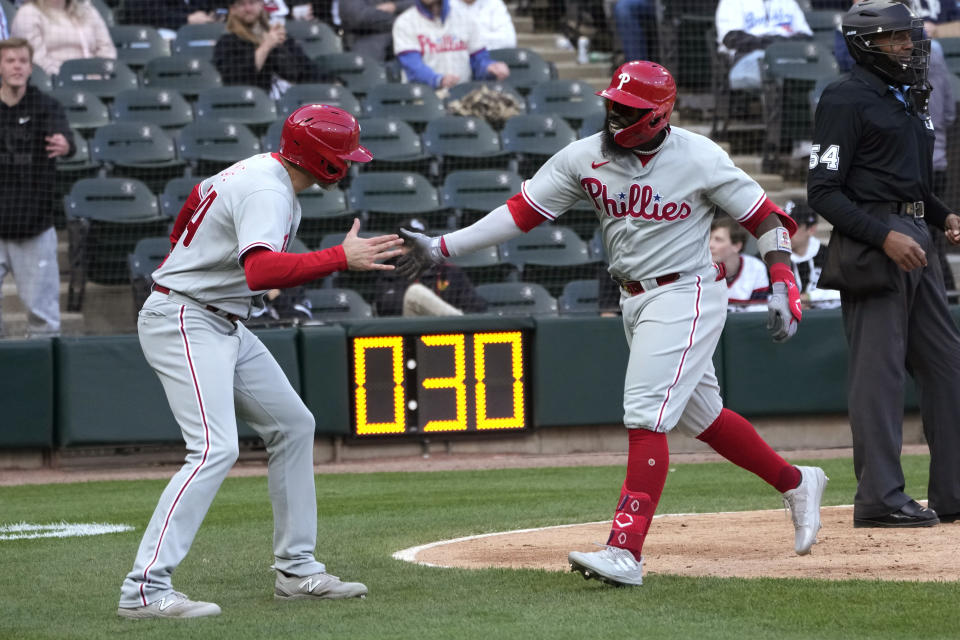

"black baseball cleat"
[853, 500, 940, 528]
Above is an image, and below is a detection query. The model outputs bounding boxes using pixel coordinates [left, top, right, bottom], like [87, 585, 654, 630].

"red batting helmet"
[278, 104, 372, 183]
[596, 61, 676, 147]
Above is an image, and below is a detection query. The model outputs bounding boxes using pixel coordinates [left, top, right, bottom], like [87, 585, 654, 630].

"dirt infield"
[408, 505, 960, 582]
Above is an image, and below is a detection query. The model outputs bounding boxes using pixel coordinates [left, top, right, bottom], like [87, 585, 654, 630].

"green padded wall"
[0, 339, 54, 448]
[56, 328, 301, 446]
[299, 325, 350, 435]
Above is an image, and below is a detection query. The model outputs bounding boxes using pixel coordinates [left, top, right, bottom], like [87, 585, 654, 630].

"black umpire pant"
[841, 212, 960, 520]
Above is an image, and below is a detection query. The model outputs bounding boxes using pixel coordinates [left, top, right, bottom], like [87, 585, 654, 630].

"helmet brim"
[343, 145, 373, 163]
[596, 88, 658, 111]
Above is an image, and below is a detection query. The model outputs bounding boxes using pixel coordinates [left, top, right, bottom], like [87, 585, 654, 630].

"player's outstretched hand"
[396, 229, 443, 281]
[342, 218, 403, 271]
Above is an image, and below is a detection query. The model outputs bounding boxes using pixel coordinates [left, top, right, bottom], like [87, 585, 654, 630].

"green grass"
[1, 455, 958, 639]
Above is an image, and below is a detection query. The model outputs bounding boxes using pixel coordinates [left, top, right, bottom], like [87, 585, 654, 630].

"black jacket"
[375, 263, 487, 316]
[121, 0, 217, 31]
[212, 33, 319, 92]
[0, 86, 74, 240]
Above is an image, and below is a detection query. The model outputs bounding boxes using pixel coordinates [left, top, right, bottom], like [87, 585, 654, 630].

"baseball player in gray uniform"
[399, 62, 829, 587]
[117, 105, 403, 619]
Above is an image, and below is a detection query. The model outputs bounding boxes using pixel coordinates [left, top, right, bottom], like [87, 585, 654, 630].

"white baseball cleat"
[568, 545, 644, 587]
[117, 591, 221, 619]
[274, 571, 368, 600]
[782, 465, 829, 555]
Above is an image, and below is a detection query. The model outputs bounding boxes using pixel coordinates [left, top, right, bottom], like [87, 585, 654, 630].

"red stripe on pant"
[655, 276, 702, 430]
[139, 306, 212, 606]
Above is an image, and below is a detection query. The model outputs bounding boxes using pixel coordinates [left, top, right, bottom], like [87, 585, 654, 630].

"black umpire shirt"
[807, 63, 952, 246]
[0, 85, 74, 240]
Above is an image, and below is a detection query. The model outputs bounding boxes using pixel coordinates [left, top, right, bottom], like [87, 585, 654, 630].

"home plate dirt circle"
[397, 505, 960, 582]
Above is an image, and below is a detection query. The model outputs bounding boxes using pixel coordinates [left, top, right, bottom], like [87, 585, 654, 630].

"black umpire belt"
[152, 284, 242, 322]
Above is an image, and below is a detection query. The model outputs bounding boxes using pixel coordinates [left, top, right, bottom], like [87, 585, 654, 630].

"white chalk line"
[0, 521, 134, 541]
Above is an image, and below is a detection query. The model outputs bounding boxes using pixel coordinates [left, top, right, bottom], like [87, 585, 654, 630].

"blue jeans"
[614, 0, 657, 62]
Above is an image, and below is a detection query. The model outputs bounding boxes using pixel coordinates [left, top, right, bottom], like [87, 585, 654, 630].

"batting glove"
[766, 263, 802, 343]
[397, 229, 444, 280]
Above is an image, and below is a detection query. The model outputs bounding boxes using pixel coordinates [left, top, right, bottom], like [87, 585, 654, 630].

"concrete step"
[1, 279, 136, 336]
[730, 154, 763, 175]
[553, 60, 609, 84]
[753, 173, 786, 192]
[2, 311, 85, 338]
[513, 14, 534, 34]
[515, 32, 562, 49]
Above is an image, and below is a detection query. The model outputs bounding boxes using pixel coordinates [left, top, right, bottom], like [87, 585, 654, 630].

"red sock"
[696, 408, 801, 493]
[609, 429, 669, 560]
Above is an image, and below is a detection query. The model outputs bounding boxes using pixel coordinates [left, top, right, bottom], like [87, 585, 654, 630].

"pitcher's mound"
[401, 505, 960, 582]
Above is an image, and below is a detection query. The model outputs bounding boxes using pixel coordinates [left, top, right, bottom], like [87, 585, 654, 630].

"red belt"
[153, 284, 241, 322]
[619, 273, 680, 296]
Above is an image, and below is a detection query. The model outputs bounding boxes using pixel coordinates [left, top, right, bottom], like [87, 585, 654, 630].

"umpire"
[808, 0, 960, 528]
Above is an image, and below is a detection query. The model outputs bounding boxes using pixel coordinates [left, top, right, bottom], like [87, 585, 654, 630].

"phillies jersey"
[152, 152, 301, 316]
[726, 253, 770, 309]
[393, 2, 482, 83]
[519, 128, 768, 283]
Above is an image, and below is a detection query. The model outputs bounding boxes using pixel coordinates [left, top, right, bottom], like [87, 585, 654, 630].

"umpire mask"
[843, 0, 930, 86]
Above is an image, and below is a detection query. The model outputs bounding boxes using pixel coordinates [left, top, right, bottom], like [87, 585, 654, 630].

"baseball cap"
[783, 199, 817, 227]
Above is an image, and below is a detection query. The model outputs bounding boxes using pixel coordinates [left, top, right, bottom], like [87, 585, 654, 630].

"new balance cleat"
[274, 571, 368, 600]
[117, 591, 221, 619]
[783, 465, 828, 555]
[568, 545, 644, 587]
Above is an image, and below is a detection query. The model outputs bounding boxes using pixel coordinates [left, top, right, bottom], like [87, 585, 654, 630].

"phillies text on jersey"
[393, 2, 484, 82]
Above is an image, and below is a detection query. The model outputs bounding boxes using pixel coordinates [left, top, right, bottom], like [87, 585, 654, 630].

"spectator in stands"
[11, 0, 116, 76]
[212, 0, 320, 97]
[783, 199, 841, 308]
[908, 0, 960, 38]
[375, 218, 487, 316]
[121, 0, 218, 33]
[0, 38, 74, 337]
[454, 0, 517, 51]
[715, 0, 813, 90]
[392, 0, 510, 90]
[709, 214, 770, 310]
[339, 0, 415, 62]
[610, 0, 658, 63]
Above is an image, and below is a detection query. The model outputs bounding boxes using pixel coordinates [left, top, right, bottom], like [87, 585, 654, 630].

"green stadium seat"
[361, 83, 445, 130]
[31, 64, 52, 92]
[558, 279, 600, 316]
[50, 89, 111, 134]
[499, 224, 598, 296]
[127, 236, 171, 311]
[178, 119, 262, 175]
[110, 88, 194, 131]
[262, 118, 284, 152]
[142, 55, 223, 99]
[938, 37, 960, 75]
[54, 132, 101, 220]
[285, 20, 343, 58]
[276, 83, 361, 118]
[297, 183, 352, 245]
[501, 113, 577, 177]
[526, 79, 605, 129]
[441, 169, 521, 226]
[90, 122, 185, 191]
[447, 243, 511, 285]
[195, 86, 278, 133]
[474, 281, 558, 316]
[173, 22, 227, 59]
[347, 172, 442, 228]
[489, 48, 553, 95]
[160, 176, 200, 219]
[355, 116, 431, 174]
[109, 25, 170, 69]
[421, 115, 509, 177]
[55, 58, 139, 101]
[314, 53, 388, 98]
[578, 111, 606, 138]
[303, 288, 373, 321]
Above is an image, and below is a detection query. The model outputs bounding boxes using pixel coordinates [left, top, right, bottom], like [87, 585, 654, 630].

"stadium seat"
[441, 169, 522, 226]
[355, 116, 431, 174]
[302, 288, 373, 321]
[499, 224, 597, 296]
[31, 64, 52, 92]
[50, 89, 111, 134]
[276, 83, 361, 118]
[110, 88, 194, 131]
[314, 53, 388, 98]
[262, 118, 283, 152]
[90, 122, 185, 192]
[64, 177, 167, 309]
[489, 48, 553, 95]
[109, 25, 170, 69]
[421, 115, 508, 178]
[761, 40, 839, 175]
[160, 176, 200, 219]
[285, 20, 343, 58]
[127, 236, 171, 312]
[939, 37, 960, 75]
[195, 86, 278, 133]
[361, 83, 445, 130]
[173, 23, 227, 59]
[142, 55, 223, 99]
[347, 172, 442, 227]
[526, 79, 605, 129]
[178, 119, 262, 175]
[558, 279, 600, 316]
[501, 113, 577, 177]
[804, 10, 844, 49]
[54, 132, 101, 220]
[578, 111, 606, 138]
[474, 282, 558, 316]
[447, 243, 511, 285]
[297, 183, 352, 245]
[55, 58, 139, 102]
